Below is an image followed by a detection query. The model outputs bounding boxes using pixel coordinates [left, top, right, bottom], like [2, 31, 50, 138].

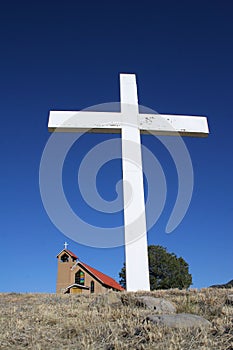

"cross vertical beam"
[120, 74, 150, 291]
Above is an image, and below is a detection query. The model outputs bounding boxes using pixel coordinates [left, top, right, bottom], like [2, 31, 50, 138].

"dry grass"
[0, 288, 232, 349]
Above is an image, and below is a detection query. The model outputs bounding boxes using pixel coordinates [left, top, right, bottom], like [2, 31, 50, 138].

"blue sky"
[0, 1, 232, 292]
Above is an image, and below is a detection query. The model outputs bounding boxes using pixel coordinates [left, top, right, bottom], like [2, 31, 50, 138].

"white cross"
[64, 242, 68, 250]
[48, 74, 209, 292]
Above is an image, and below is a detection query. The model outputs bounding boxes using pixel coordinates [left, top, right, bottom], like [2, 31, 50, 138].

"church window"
[90, 281, 95, 293]
[60, 253, 69, 262]
[75, 270, 85, 285]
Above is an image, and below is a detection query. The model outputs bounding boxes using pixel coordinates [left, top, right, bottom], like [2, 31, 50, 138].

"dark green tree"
[119, 245, 192, 290]
[119, 262, 126, 289]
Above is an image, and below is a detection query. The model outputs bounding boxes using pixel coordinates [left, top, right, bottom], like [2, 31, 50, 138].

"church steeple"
[56, 243, 78, 293]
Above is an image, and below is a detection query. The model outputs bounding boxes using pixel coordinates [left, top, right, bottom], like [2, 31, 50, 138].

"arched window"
[75, 270, 85, 285]
[90, 281, 95, 293]
[60, 253, 69, 262]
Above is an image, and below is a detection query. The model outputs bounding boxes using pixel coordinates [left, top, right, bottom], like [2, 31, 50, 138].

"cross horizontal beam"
[48, 111, 122, 133]
[48, 111, 209, 137]
[139, 114, 209, 137]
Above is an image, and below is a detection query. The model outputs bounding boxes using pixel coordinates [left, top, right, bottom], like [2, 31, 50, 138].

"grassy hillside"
[0, 288, 232, 349]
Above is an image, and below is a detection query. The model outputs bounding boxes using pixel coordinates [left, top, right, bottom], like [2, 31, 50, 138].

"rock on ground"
[135, 296, 176, 314]
[226, 294, 233, 305]
[145, 313, 211, 329]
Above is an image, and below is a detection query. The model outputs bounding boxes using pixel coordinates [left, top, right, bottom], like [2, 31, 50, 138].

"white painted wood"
[48, 111, 122, 132]
[48, 73, 209, 292]
[139, 114, 209, 136]
[49, 111, 208, 137]
[120, 74, 150, 291]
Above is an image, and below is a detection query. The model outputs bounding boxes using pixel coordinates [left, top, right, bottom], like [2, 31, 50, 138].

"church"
[56, 244, 124, 294]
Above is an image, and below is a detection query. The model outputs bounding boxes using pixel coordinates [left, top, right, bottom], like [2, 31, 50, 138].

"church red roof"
[79, 262, 124, 291]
